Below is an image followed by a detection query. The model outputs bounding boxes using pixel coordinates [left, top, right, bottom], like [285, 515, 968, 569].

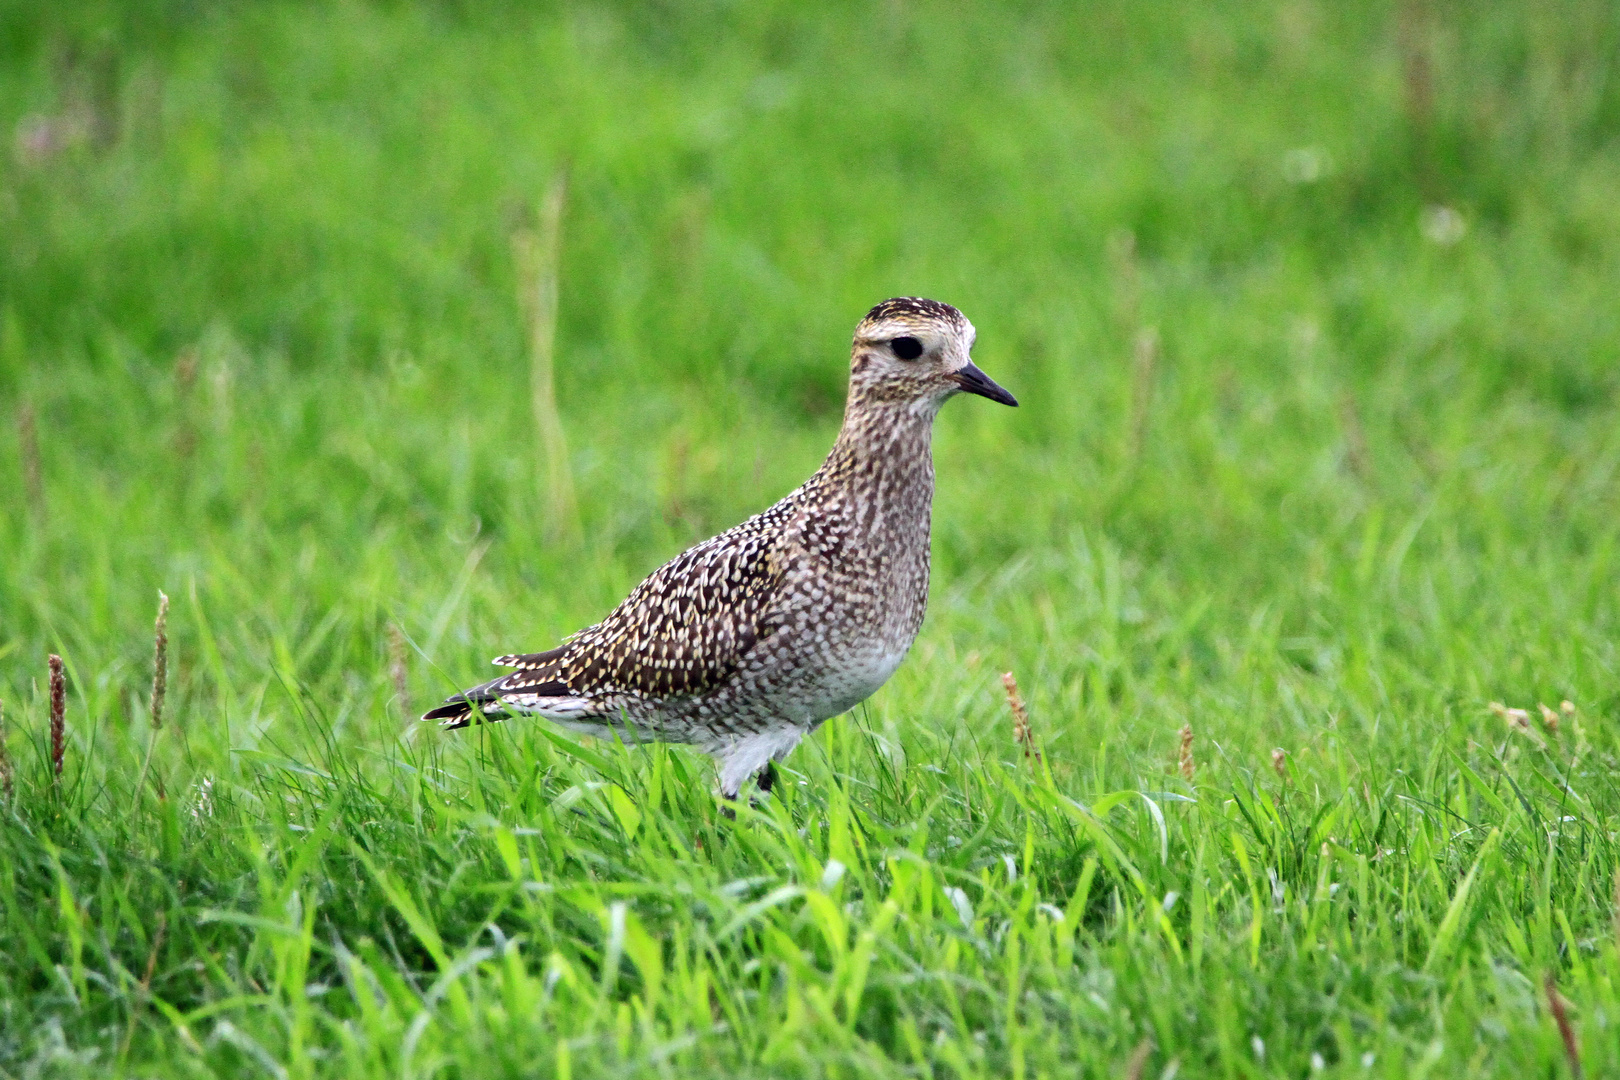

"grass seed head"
[1177, 724, 1195, 781]
[1001, 671, 1038, 761]
[0, 698, 11, 799]
[150, 591, 169, 729]
[1538, 702, 1559, 734]
[1491, 701, 1544, 747]
[1271, 747, 1287, 781]
[48, 653, 65, 779]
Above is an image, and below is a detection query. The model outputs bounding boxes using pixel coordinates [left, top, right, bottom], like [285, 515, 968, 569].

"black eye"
[890, 336, 924, 360]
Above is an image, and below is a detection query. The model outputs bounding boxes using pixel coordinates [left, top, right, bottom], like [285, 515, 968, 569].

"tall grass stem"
[514, 171, 581, 545]
[18, 402, 45, 521]
[388, 623, 410, 718]
[1129, 327, 1159, 460]
[1544, 973, 1582, 1079]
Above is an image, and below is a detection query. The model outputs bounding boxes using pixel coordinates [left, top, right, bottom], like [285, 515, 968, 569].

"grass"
[2, 0, 1620, 1075]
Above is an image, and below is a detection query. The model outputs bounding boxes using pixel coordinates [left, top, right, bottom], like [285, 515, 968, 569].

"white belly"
[798, 640, 911, 723]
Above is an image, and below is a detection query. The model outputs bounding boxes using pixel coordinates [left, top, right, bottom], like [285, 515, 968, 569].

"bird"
[423, 297, 1018, 798]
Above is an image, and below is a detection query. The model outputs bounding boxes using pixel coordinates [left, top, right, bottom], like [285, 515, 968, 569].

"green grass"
[3, 1, 1620, 1075]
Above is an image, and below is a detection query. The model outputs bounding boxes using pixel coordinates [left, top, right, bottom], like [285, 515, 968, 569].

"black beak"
[949, 362, 1019, 407]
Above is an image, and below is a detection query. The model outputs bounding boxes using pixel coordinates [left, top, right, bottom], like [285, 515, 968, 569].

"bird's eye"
[890, 336, 924, 360]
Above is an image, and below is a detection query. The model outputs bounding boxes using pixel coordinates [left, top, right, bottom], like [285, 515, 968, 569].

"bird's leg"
[719, 761, 777, 820]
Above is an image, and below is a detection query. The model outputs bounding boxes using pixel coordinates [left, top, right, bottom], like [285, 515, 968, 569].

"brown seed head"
[49, 654, 66, 778]
[150, 591, 170, 729]
[1001, 671, 1038, 761]
[0, 698, 12, 799]
[1177, 724, 1195, 781]
[1271, 747, 1287, 781]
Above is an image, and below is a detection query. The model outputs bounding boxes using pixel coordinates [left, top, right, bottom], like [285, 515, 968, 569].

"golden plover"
[424, 298, 1017, 796]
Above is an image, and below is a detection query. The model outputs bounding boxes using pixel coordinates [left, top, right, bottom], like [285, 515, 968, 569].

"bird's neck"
[817, 395, 938, 504]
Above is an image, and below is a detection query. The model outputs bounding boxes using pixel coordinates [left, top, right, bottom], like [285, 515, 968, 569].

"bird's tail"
[421, 678, 505, 729]
[422, 649, 573, 729]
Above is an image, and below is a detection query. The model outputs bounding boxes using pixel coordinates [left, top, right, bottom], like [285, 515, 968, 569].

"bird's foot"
[718, 762, 780, 820]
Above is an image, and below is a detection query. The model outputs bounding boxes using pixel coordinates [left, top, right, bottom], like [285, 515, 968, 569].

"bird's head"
[848, 297, 1018, 412]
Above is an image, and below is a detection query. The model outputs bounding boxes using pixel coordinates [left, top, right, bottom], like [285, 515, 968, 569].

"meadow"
[2, 1, 1619, 1075]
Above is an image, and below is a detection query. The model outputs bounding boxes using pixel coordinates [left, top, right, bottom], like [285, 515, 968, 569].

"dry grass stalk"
[1109, 228, 1161, 461]
[150, 591, 170, 728]
[18, 403, 45, 520]
[118, 909, 169, 1056]
[1544, 972, 1582, 1079]
[1107, 227, 1140, 328]
[1398, 1, 1433, 126]
[49, 654, 65, 779]
[513, 171, 581, 544]
[662, 433, 691, 527]
[1337, 391, 1370, 480]
[1128, 326, 1159, 459]
[1001, 671, 1039, 762]
[141, 910, 167, 989]
[387, 623, 410, 716]
[1123, 1037, 1154, 1080]
[1178, 724, 1195, 781]
[1396, 0, 1436, 196]
[0, 698, 12, 799]
[173, 347, 200, 460]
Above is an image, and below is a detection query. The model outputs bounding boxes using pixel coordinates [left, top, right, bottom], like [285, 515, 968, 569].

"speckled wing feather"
[557, 523, 787, 694]
[425, 503, 798, 727]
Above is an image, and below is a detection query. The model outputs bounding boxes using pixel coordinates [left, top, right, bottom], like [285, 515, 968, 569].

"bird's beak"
[949, 362, 1019, 407]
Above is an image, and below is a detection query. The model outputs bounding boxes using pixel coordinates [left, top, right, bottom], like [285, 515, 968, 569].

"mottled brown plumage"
[424, 298, 1017, 795]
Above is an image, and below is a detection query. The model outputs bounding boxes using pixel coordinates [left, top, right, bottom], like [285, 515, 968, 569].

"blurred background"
[1, 0, 1616, 744]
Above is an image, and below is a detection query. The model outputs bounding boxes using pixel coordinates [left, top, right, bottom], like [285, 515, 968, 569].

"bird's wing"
[548, 516, 793, 699]
[424, 501, 810, 728]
